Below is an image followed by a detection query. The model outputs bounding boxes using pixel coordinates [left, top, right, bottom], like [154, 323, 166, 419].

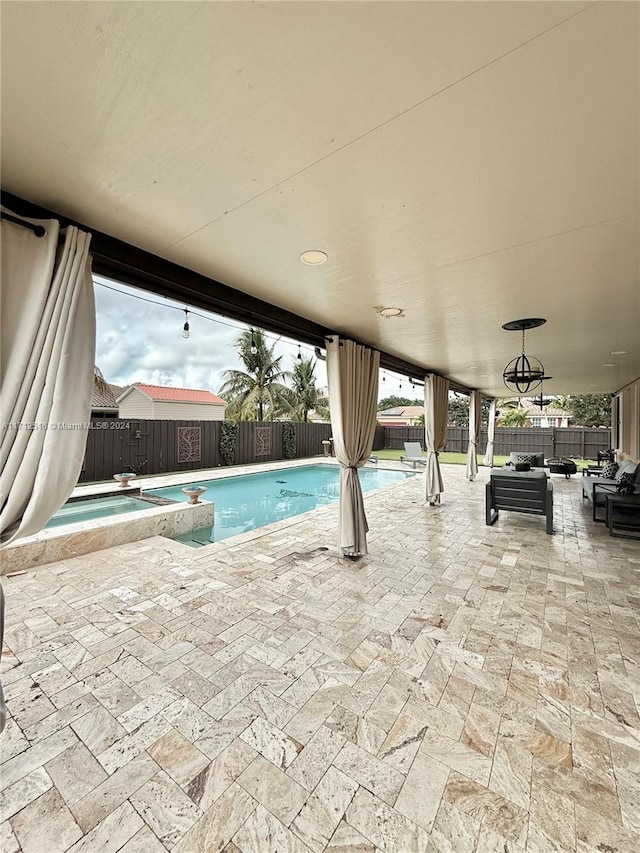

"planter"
[182, 486, 207, 504]
[113, 473, 136, 488]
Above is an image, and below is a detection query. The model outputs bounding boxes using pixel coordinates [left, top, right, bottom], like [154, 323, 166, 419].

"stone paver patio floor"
[1, 463, 639, 852]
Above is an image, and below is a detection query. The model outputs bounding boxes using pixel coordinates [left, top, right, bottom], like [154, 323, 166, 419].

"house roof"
[523, 406, 569, 418]
[118, 383, 226, 405]
[91, 382, 124, 410]
[377, 406, 424, 418]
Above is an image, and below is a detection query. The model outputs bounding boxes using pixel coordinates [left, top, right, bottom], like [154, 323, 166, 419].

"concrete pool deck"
[1, 464, 639, 852]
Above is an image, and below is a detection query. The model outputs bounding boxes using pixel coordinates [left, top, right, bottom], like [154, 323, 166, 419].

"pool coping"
[1, 499, 214, 575]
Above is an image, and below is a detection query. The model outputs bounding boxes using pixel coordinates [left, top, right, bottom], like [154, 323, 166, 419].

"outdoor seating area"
[1, 3, 639, 852]
[2, 463, 639, 853]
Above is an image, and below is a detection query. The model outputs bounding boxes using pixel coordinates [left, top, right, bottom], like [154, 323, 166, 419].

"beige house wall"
[617, 377, 640, 459]
[152, 401, 225, 421]
[118, 389, 155, 419]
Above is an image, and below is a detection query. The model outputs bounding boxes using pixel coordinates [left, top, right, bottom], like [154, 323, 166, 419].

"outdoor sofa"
[581, 456, 640, 521]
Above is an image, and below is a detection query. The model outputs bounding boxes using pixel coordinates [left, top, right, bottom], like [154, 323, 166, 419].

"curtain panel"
[326, 337, 380, 556]
[466, 391, 483, 480]
[483, 398, 497, 467]
[0, 210, 95, 544]
[424, 374, 449, 504]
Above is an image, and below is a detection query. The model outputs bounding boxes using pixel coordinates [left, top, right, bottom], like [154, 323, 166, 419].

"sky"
[94, 277, 414, 401]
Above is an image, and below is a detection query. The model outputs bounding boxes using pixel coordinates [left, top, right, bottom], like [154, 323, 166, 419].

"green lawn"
[373, 448, 598, 468]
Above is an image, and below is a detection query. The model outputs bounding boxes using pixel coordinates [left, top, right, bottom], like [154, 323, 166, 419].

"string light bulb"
[297, 344, 302, 361]
[182, 309, 190, 339]
[250, 331, 258, 355]
[382, 371, 386, 384]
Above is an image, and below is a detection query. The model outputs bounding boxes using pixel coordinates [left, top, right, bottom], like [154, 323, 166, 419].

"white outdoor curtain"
[466, 391, 483, 480]
[326, 337, 380, 556]
[424, 374, 449, 505]
[483, 398, 497, 467]
[1, 210, 95, 544]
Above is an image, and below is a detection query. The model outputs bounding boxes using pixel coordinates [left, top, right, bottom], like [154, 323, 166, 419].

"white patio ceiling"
[2, 1, 638, 396]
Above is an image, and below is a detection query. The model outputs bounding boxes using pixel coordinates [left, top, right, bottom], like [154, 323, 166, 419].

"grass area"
[374, 448, 598, 467]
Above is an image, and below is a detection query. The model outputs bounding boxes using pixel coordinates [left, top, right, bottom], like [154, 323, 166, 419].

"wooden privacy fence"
[382, 426, 611, 459]
[80, 419, 332, 483]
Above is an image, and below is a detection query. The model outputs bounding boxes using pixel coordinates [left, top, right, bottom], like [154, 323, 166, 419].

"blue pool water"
[45, 495, 153, 529]
[147, 464, 413, 545]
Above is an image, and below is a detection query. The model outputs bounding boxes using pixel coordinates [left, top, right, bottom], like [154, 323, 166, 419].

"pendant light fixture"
[531, 377, 553, 409]
[502, 318, 550, 394]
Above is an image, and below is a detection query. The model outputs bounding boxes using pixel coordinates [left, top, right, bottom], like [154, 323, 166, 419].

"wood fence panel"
[381, 426, 611, 460]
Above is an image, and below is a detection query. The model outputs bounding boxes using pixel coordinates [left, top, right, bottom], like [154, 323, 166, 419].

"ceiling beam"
[1, 189, 472, 392]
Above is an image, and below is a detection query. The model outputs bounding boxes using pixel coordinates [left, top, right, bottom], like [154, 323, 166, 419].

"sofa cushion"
[615, 459, 637, 481]
[492, 468, 547, 479]
[601, 461, 618, 479]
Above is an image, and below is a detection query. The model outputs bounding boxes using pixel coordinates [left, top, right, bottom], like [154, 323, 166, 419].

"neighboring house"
[523, 405, 571, 428]
[91, 383, 124, 418]
[377, 406, 424, 426]
[117, 383, 227, 421]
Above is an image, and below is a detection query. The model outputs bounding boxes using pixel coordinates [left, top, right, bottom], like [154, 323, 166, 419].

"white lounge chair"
[400, 442, 427, 468]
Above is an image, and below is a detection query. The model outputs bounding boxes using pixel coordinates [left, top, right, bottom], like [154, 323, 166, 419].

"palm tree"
[498, 408, 529, 427]
[219, 329, 292, 421]
[94, 366, 109, 395]
[289, 357, 330, 422]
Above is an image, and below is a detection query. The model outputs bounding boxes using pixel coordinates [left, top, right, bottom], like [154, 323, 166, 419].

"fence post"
[581, 429, 585, 460]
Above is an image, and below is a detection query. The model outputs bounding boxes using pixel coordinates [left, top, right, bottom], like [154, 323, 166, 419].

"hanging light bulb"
[250, 331, 258, 355]
[182, 309, 190, 339]
[297, 344, 302, 361]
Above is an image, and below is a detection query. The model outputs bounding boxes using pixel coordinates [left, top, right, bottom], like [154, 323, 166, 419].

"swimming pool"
[45, 494, 154, 529]
[147, 464, 413, 545]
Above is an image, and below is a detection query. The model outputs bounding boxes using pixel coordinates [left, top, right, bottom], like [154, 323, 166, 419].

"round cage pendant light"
[502, 318, 550, 394]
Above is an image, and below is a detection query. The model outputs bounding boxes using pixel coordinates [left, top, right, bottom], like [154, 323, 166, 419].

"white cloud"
[94, 277, 328, 394]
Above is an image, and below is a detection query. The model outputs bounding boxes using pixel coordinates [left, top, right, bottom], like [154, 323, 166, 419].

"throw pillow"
[514, 462, 531, 472]
[601, 462, 619, 479]
[616, 473, 635, 495]
[516, 453, 536, 465]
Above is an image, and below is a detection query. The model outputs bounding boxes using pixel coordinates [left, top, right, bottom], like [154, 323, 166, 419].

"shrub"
[219, 420, 237, 466]
[282, 422, 296, 459]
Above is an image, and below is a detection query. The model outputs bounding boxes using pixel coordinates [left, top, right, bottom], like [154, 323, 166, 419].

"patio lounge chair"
[400, 442, 427, 468]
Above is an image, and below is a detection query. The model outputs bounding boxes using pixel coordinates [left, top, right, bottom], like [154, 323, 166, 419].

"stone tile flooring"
[1, 463, 639, 852]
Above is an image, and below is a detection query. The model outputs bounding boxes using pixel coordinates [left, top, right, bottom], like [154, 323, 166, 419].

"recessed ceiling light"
[376, 307, 403, 318]
[601, 363, 615, 367]
[300, 250, 328, 265]
[610, 351, 627, 355]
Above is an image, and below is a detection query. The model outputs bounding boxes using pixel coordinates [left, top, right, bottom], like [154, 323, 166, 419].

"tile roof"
[130, 383, 226, 405]
[91, 382, 123, 409]
[377, 406, 424, 418]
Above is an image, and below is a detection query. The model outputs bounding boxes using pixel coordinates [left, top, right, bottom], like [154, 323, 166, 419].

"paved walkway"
[1, 464, 639, 852]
